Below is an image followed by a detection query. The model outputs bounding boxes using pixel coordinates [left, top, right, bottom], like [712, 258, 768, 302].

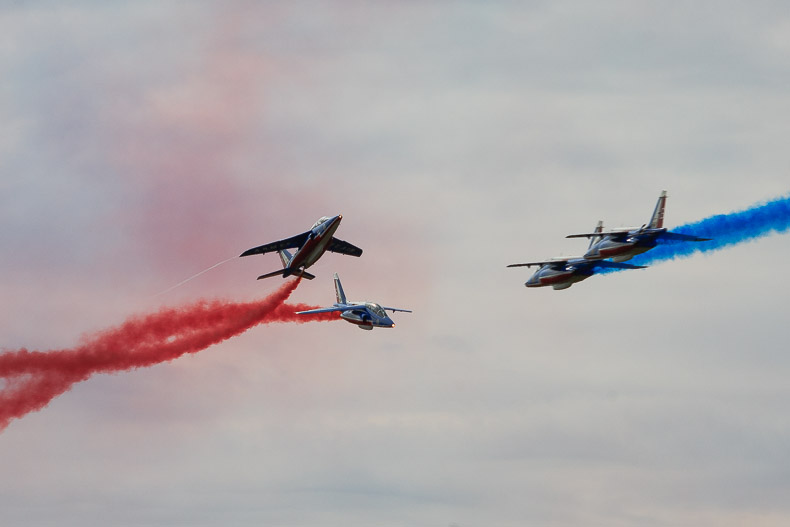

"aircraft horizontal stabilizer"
[658, 231, 712, 242]
[256, 269, 288, 280]
[566, 229, 631, 239]
[507, 260, 568, 268]
[296, 305, 359, 315]
[256, 269, 317, 280]
[591, 260, 647, 270]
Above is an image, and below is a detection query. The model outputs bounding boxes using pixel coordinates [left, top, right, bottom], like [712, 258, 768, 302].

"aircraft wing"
[326, 237, 363, 257]
[588, 260, 647, 270]
[239, 231, 310, 257]
[658, 231, 712, 242]
[295, 304, 359, 315]
[381, 307, 412, 313]
[566, 229, 631, 239]
[256, 269, 316, 280]
[507, 260, 568, 268]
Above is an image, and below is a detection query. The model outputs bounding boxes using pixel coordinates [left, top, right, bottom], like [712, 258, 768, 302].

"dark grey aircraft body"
[567, 191, 710, 262]
[240, 215, 362, 280]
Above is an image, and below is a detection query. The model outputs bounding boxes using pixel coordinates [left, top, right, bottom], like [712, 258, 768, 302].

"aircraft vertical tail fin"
[588, 220, 604, 250]
[333, 273, 347, 304]
[649, 190, 667, 229]
[278, 249, 293, 268]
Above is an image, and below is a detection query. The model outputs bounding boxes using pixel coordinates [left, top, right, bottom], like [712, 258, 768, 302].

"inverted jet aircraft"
[566, 191, 711, 262]
[508, 221, 646, 290]
[296, 274, 411, 329]
[507, 257, 647, 290]
[240, 215, 362, 280]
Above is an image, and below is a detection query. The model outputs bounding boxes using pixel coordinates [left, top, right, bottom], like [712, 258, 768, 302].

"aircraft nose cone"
[324, 214, 342, 229]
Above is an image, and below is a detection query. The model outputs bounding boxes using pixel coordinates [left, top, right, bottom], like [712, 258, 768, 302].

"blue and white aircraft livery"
[240, 215, 362, 280]
[508, 222, 647, 290]
[566, 191, 711, 262]
[296, 274, 412, 330]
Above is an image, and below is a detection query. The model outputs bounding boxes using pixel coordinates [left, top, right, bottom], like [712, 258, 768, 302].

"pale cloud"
[2, 2, 790, 526]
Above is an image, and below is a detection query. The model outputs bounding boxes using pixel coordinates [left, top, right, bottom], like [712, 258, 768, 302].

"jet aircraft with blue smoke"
[296, 274, 411, 330]
[508, 221, 646, 290]
[566, 191, 711, 262]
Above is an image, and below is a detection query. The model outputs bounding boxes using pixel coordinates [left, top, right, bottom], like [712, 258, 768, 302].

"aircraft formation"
[237, 191, 712, 329]
[507, 191, 711, 290]
[240, 214, 410, 330]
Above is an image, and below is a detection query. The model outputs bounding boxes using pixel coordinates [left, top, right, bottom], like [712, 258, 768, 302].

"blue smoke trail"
[601, 193, 790, 271]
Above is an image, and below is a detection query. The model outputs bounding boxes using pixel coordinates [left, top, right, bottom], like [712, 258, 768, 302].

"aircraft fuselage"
[340, 302, 396, 330]
[526, 260, 594, 290]
[285, 215, 343, 275]
[584, 230, 662, 262]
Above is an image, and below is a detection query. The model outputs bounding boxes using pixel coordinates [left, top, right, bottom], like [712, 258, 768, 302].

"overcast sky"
[2, 2, 790, 526]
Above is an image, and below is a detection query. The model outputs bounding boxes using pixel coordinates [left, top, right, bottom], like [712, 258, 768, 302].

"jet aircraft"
[240, 215, 362, 280]
[508, 221, 646, 290]
[296, 274, 411, 329]
[507, 257, 646, 290]
[566, 191, 711, 262]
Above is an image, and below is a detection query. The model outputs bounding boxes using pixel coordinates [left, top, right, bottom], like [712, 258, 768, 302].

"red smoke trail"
[0, 279, 335, 431]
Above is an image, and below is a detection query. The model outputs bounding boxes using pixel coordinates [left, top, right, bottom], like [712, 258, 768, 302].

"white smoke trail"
[152, 256, 237, 297]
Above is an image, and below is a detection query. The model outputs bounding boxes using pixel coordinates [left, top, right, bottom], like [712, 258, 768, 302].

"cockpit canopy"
[311, 216, 331, 229]
[365, 303, 386, 318]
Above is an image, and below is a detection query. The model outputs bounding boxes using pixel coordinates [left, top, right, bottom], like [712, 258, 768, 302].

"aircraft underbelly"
[539, 272, 574, 285]
[341, 310, 391, 328]
[598, 243, 634, 258]
[609, 245, 651, 262]
[533, 267, 591, 288]
[291, 237, 332, 269]
[288, 219, 342, 271]
[342, 317, 377, 329]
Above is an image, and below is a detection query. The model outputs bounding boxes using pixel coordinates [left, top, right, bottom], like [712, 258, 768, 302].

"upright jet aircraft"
[240, 215, 362, 280]
[566, 191, 711, 262]
[296, 274, 411, 329]
[508, 222, 646, 290]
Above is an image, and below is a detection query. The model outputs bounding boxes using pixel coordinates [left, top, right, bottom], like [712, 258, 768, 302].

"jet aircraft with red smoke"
[296, 273, 411, 330]
[240, 215, 362, 280]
